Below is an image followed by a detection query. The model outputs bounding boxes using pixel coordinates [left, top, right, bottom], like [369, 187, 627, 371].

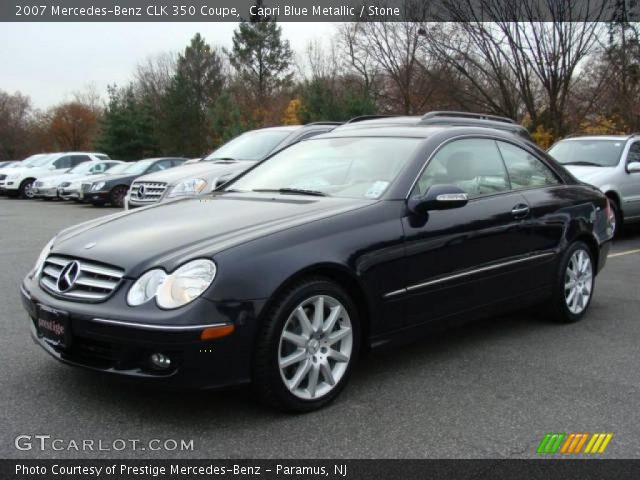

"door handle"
[511, 204, 530, 218]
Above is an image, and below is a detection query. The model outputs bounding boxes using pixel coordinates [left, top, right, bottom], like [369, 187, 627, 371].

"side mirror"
[408, 185, 469, 214]
[627, 162, 640, 173]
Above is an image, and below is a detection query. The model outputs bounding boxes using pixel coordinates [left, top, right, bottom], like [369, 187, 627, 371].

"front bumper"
[21, 277, 265, 389]
[32, 186, 59, 198]
[59, 187, 81, 200]
[82, 189, 110, 203]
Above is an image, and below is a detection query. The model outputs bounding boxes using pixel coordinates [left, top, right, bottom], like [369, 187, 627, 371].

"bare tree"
[431, 0, 607, 133]
[340, 1, 441, 114]
[0, 90, 32, 159]
[134, 52, 177, 103]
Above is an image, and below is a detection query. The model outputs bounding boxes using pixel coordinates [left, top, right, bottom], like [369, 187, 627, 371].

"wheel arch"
[261, 263, 373, 351]
[572, 233, 600, 274]
[603, 190, 623, 218]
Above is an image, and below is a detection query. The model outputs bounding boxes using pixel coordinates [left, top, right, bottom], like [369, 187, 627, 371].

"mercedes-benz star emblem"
[57, 261, 80, 292]
[137, 185, 145, 200]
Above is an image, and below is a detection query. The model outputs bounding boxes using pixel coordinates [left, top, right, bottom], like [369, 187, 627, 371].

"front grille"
[81, 182, 92, 193]
[39, 255, 125, 302]
[130, 181, 167, 203]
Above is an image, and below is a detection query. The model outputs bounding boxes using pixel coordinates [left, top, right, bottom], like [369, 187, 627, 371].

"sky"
[0, 22, 334, 109]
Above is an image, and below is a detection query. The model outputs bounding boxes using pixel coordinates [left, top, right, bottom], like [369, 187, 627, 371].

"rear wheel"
[19, 179, 35, 199]
[253, 278, 360, 412]
[109, 186, 128, 207]
[547, 241, 594, 323]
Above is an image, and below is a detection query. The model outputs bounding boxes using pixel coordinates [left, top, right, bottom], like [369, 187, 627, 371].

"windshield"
[68, 162, 94, 174]
[121, 159, 153, 174]
[548, 140, 625, 167]
[104, 163, 131, 174]
[205, 130, 293, 161]
[22, 154, 51, 167]
[227, 137, 421, 199]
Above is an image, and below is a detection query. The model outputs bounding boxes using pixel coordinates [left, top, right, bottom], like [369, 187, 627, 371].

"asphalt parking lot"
[1, 196, 640, 459]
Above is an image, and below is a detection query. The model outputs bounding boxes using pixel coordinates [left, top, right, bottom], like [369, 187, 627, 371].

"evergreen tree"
[96, 85, 158, 160]
[159, 33, 225, 157]
[228, 0, 294, 123]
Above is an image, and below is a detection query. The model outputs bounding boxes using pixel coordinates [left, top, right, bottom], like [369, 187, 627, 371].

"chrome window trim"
[91, 317, 228, 332]
[405, 134, 565, 200]
[383, 251, 555, 299]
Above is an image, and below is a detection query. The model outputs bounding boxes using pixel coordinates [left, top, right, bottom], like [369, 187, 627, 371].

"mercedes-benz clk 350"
[21, 119, 613, 411]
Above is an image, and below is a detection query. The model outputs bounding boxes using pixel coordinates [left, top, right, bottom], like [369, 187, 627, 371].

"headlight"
[127, 259, 216, 309]
[126, 269, 167, 306]
[32, 236, 56, 277]
[168, 178, 208, 198]
[91, 181, 105, 191]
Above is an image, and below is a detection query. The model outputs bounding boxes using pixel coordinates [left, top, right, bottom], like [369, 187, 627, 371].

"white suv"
[3, 152, 109, 198]
[548, 134, 640, 235]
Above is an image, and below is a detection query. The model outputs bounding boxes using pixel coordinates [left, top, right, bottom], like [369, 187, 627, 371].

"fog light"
[149, 352, 171, 370]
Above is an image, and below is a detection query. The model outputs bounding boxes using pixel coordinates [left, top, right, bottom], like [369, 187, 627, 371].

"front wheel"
[253, 278, 360, 412]
[109, 186, 128, 208]
[548, 241, 595, 323]
[19, 179, 35, 199]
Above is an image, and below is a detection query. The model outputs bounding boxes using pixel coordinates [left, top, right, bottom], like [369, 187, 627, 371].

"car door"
[619, 141, 640, 219]
[400, 137, 538, 328]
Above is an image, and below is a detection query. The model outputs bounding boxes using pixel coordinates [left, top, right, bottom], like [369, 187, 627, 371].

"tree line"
[1, 0, 639, 160]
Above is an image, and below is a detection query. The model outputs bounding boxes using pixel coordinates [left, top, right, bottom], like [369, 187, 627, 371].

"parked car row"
[19, 111, 619, 412]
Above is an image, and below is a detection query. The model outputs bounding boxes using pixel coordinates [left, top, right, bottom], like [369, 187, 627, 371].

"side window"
[497, 141, 560, 189]
[70, 155, 90, 167]
[53, 156, 72, 169]
[414, 138, 510, 198]
[628, 142, 640, 164]
[171, 159, 185, 167]
[90, 163, 105, 173]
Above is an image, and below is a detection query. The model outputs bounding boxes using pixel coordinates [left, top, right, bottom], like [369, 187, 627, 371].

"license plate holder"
[36, 305, 71, 348]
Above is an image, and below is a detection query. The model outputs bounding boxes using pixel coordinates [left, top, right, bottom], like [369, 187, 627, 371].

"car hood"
[563, 165, 615, 186]
[134, 161, 254, 185]
[53, 193, 372, 276]
[6, 166, 52, 176]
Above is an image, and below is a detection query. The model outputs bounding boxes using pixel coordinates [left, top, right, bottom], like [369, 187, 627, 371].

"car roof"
[557, 135, 632, 141]
[336, 112, 532, 140]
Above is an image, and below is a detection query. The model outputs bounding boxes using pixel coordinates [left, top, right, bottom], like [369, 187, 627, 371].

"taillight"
[605, 198, 615, 234]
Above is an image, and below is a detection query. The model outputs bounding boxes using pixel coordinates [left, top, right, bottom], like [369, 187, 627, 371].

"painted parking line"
[608, 248, 640, 258]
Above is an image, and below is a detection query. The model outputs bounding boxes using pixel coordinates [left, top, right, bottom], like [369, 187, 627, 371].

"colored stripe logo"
[537, 433, 613, 454]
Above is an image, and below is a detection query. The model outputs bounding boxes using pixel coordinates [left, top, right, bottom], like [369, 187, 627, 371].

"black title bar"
[4, 459, 640, 480]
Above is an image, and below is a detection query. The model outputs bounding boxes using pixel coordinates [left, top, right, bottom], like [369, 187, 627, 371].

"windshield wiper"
[252, 188, 328, 197]
[562, 161, 603, 167]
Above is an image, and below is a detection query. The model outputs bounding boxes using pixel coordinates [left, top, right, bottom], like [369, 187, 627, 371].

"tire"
[547, 241, 595, 323]
[253, 277, 360, 412]
[18, 179, 35, 199]
[109, 186, 128, 208]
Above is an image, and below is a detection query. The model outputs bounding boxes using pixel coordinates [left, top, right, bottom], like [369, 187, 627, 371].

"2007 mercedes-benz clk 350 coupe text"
[21, 121, 614, 411]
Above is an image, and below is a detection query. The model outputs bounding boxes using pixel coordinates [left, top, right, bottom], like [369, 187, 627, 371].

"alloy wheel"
[278, 295, 353, 400]
[564, 249, 593, 315]
[23, 182, 35, 199]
